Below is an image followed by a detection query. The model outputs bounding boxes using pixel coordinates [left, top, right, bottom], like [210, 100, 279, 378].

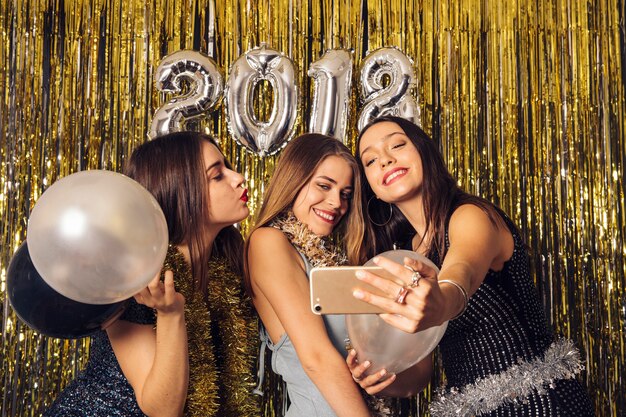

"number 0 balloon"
[27, 170, 169, 304]
[225, 43, 298, 156]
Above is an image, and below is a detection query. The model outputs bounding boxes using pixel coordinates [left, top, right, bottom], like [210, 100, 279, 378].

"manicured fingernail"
[353, 290, 364, 299]
[350, 349, 357, 356]
[379, 369, 387, 376]
[355, 270, 366, 279]
[363, 361, 371, 368]
[372, 256, 380, 264]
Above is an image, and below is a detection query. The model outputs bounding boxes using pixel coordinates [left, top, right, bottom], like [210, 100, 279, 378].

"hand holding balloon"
[354, 255, 448, 333]
[346, 348, 397, 395]
[345, 250, 448, 377]
[133, 270, 185, 317]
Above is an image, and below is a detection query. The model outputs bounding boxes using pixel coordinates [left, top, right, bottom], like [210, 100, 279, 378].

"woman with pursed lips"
[45, 132, 259, 417]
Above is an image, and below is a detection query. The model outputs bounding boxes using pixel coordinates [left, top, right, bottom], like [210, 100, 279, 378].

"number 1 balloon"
[307, 49, 353, 143]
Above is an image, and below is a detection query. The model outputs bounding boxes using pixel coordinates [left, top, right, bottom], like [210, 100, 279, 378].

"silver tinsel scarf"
[429, 339, 585, 417]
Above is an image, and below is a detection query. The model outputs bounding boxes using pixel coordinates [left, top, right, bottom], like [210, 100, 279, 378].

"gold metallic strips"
[1, 0, 624, 416]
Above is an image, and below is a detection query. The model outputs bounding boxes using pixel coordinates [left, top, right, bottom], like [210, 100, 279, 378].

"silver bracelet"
[438, 279, 469, 320]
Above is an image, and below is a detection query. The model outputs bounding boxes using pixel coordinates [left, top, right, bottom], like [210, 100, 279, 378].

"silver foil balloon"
[225, 43, 299, 156]
[346, 250, 448, 376]
[357, 47, 420, 132]
[27, 170, 169, 304]
[149, 50, 223, 139]
[307, 49, 353, 143]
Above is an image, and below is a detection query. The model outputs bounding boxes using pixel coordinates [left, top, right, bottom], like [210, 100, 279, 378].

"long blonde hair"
[243, 133, 366, 297]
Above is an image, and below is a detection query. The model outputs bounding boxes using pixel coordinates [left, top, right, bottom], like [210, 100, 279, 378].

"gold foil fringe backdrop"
[1, 0, 624, 415]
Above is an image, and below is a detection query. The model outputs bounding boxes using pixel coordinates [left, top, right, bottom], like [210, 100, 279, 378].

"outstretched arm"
[107, 270, 188, 417]
[353, 204, 513, 332]
[248, 228, 371, 417]
[345, 204, 513, 394]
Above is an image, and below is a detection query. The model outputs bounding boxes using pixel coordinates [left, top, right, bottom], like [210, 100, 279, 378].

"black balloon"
[7, 241, 128, 339]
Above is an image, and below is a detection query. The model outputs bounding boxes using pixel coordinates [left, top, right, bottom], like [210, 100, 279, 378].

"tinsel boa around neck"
[269, 211, 348, 267]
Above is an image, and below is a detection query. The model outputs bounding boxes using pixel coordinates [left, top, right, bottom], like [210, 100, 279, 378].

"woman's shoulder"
[248, 226, 292, 248]
[449, 201, 507, 227]
[247, 227, 303, 271]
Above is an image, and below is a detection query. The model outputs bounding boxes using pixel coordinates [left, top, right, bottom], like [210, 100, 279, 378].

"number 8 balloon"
[357, 47, 421, 131]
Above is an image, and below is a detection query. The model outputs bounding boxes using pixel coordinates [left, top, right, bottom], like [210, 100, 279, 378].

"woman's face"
[359, 121, 424, 204]
[203, 142, 249, 228]
[292, 155, 354, 236]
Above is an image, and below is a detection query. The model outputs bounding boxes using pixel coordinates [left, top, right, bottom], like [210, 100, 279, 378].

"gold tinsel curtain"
[1, 0, 624, 416]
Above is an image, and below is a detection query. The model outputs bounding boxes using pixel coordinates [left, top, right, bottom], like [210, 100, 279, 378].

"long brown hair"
[243, 133, 365, 296]
[349, 116, 504, 264]
[124, 131, 244, 298]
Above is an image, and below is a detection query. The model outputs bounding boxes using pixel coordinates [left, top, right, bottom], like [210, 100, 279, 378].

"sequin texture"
[430, 213, 595, 417]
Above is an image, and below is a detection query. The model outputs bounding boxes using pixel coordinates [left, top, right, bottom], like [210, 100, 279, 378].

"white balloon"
[346, 249, 448, 376]
[27, 170, 169, 304]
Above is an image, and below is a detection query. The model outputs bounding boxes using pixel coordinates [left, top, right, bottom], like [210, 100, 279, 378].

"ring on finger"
[352, 374, 363, 382]
[395, 286, 410, 304]
[409, 271, 422, 288]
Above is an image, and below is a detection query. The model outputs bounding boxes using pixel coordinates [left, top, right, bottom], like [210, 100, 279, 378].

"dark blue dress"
[429, 212, 595, 416]
[43, 300, 154, 416]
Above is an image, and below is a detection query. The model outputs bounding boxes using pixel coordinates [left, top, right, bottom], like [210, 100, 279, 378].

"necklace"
[270, 211, 347, 267]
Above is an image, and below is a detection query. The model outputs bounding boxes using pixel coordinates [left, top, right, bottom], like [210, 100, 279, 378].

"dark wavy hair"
[124, 131, 244, 298]
[349, 116, 503, 264]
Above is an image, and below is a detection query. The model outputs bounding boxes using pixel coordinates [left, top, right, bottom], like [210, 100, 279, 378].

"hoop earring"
[367, 196, 393, 227]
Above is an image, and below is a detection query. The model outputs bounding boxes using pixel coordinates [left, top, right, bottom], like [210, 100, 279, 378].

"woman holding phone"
[346, 116, 595, 416]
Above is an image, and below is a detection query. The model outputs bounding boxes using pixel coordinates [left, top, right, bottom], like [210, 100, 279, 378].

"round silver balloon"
[150, 50, 223, 139]
[357, 47, 421, 131]
[346, 249, 448, 376]
[225, 43, 298, 156]
[27, 170, 169, 304]
[307, 49, 353, 144]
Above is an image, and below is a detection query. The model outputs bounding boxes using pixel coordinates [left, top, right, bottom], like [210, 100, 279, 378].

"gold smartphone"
[309, 266, 402, 315]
